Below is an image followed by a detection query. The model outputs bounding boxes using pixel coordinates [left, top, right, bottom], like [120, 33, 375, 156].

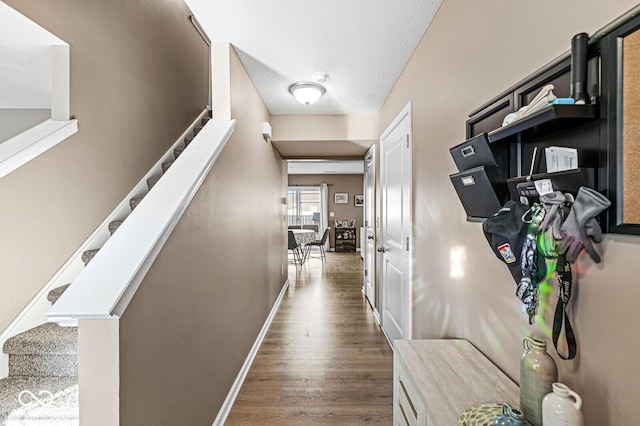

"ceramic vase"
[493, 403, 527, 426]
[542, 382, 584, 426]
[520, 336, 558, 426]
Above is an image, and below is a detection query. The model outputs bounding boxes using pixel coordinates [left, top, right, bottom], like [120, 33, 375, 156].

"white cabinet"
[394, 354, 432, 425]
[393, 339, 519, 425]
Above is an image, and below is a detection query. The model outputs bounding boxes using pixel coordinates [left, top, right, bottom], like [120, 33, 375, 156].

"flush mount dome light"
[288, 82, 326, 105]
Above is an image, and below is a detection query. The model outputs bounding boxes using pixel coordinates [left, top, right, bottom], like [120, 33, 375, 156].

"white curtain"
[320, 183, 329, 251]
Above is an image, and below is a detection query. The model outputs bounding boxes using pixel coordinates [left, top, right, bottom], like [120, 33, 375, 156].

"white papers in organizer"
[545, 146, 578, 173]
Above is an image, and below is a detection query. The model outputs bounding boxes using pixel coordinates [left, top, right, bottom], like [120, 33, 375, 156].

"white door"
[379, 102, 412, 343]
[363, 145, 376, 310]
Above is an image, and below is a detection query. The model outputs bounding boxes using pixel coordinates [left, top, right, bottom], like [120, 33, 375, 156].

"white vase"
[542, 382, 584, 426]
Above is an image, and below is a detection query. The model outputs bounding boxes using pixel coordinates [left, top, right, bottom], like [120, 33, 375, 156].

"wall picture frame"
[354, 194, 364, 207]
[334, 193, 348, 204]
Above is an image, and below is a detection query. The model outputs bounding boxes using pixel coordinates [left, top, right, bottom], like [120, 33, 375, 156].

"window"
[287, 185, 328, 239]
[288, 187, 321, 227]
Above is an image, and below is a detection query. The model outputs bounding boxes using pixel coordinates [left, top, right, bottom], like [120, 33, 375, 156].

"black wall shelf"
[487, 104, 597, 143]
[506, 168, 594, 201]
[450, 9, 640, 234]
[452, 47, 602, 223]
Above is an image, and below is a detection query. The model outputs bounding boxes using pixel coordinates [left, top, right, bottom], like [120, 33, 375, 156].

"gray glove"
[539, 191, 569, 236]
[557, 187, 610, 263]
[537, 191, 570, 258]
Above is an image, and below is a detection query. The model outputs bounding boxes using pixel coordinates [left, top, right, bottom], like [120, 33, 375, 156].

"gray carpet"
[0, 376, 78, 425]
[45, 285, 69, 305]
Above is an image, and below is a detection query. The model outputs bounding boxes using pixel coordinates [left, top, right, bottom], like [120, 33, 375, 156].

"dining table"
[292, 229, 316, 245]
[291, 229, 316, 263]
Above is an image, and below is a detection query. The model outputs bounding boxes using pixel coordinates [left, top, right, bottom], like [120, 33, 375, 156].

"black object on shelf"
[450, 133, 498, 171]
[570, 33, 590, 104]
[487, 104, 597, 144]
[450, 166, 508, 221]
[449, 132, 510, 221]
[506, 168, 595, 202]
[335, 227, 356, 252]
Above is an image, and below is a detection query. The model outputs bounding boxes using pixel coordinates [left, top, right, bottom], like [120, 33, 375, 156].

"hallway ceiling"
[186, 0, 443, 115]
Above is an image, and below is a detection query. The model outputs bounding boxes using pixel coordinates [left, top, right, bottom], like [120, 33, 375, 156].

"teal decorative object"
[493, 403, 527, 426]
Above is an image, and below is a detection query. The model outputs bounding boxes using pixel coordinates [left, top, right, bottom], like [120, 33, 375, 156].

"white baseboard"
[212, 278, 290, 426]
[374, 310, 394, 349]
[373, 308, 381, 326]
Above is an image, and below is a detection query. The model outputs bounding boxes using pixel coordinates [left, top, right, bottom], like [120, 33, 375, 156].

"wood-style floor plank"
[225, 252, 393, 425]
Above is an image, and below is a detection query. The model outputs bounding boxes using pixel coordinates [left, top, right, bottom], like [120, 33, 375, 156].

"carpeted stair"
[0, 376, 78, 425]
[0, 312, 79, 424]
[0, 114, 210, 424]
[108, 220, 123, 235]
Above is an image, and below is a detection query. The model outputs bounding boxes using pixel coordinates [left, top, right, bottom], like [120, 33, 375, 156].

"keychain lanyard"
[552, 255, 577, 360]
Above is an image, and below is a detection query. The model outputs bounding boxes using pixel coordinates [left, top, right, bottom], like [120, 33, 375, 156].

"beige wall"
[288, 174, 364, 248]
[271, 115, 377, 159]
[118, 45, 287, 425]
[377, 1, 640, 424]
[271, 114, 378, 141]
[0, 0, 208, 332]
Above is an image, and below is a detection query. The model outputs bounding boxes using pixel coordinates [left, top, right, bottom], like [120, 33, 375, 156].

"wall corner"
[212, 42, 232, 120]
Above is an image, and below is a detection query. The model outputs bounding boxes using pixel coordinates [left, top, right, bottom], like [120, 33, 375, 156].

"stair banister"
[47, 119, 236, 325]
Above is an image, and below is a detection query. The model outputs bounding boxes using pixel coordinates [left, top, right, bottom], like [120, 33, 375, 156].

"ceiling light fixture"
[288, 82, 326, 106]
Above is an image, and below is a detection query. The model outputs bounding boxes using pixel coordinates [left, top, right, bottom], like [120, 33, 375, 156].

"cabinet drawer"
[394, 340, 518, 425]
[394, 355, 429, 425]
[398, 377, 416, 424]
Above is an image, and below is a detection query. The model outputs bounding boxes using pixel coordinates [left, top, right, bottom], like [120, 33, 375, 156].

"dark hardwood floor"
[226, 252, 393, 425]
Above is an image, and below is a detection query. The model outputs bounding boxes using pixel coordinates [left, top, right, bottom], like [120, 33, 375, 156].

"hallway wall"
[270, 114, 377, 159]
[377, 0, 640, 424]
[118, 44, 287, 424]
[0, 0, 208, 332]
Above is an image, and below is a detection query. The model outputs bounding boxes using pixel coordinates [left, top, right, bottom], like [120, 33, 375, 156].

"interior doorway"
[379, 102, 412, 343]
[287, 161, 365, 254]
[363, 145, 377, 312]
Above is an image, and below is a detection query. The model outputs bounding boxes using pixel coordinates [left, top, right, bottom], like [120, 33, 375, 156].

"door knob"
[377, 246, 387, 253]
[367, 235, 374, 240]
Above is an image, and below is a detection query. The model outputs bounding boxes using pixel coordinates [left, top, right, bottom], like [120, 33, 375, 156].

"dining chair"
[305, 227, 330, 261]
[288, 230, 303, 266]
[302, 224, 319, 232]
[288, 225, 302, 229]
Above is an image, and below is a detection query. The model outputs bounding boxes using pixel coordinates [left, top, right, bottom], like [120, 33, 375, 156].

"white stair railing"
[0, 110, 220, 378]
[48, 116, 235, 325]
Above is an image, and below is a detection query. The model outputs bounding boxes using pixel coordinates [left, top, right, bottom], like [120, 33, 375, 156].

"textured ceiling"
[186, 0, 443, 115]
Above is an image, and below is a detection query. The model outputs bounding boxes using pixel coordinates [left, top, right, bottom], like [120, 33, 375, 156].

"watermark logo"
[18, 390, 54, 408]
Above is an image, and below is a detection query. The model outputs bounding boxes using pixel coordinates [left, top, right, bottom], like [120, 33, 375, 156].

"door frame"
[363, 145, 377, 312]
[379, 102, 412, 342]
